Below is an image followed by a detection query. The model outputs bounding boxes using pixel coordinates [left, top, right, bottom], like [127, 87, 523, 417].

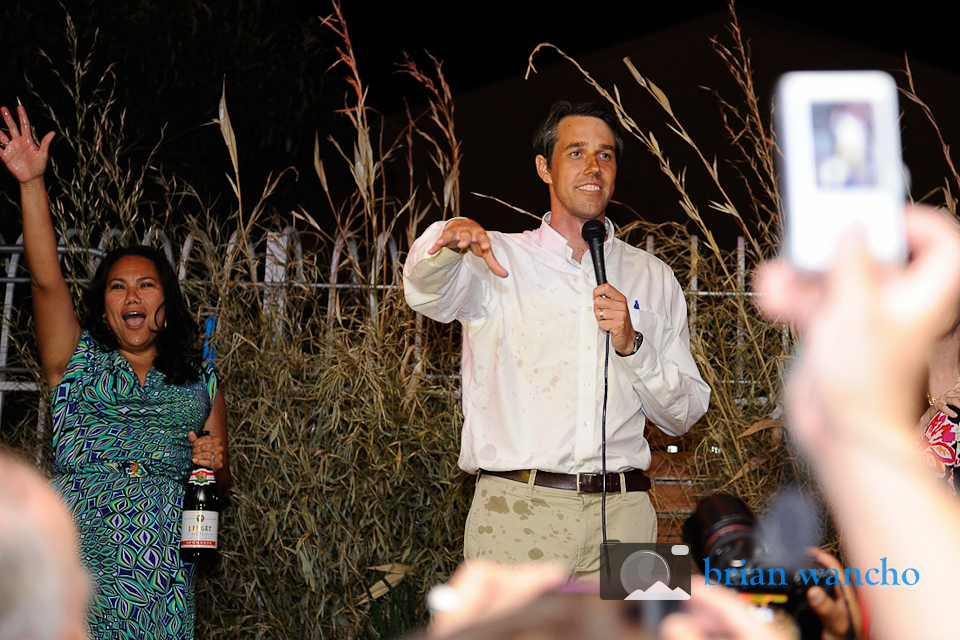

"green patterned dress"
[50, 332, 218, 639]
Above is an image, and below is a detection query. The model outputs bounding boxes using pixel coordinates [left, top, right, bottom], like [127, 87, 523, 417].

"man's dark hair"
[532, 101, 624, 165]
[82, 245, 201, 385]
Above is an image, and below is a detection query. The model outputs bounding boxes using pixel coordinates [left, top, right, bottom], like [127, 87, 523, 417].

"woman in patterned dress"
[918, 315, 960, 494]
[0, 105, 231, 639]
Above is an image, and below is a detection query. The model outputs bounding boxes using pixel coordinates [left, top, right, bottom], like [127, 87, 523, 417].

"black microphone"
[581, 219, 607, 285]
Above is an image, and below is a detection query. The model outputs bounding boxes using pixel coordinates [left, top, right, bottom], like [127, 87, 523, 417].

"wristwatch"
[616, 331, 644, 357]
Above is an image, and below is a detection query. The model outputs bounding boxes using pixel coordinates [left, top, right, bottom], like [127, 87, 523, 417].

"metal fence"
[0, 228, 751, 429]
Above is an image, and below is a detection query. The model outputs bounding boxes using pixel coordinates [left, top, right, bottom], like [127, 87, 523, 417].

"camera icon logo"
[599, 542, 692, 600]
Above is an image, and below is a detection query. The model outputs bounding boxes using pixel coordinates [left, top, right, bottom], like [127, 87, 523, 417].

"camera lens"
[682, 493, 758, 574]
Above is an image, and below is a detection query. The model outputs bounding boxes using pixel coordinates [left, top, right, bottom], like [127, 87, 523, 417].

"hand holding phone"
[776, 71, 907, 271]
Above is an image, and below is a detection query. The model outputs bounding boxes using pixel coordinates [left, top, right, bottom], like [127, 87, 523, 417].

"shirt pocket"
[628, 307, 668, 350]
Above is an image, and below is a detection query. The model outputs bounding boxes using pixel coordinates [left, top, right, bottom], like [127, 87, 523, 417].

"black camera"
[682, 492, 833, 640]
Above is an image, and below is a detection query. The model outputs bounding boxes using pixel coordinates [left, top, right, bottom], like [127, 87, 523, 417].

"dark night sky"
[347, 1, 960, 112]
[2, 0, 957, 241]
[338, 1, 960, 241]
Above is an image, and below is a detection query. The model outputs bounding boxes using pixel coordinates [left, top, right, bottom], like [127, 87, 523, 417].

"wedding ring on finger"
[599, 309, 605, 320]
[210, 453, 215, 462]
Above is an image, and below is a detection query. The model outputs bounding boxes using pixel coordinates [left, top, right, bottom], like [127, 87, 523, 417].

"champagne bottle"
[180, 430, 220, 563]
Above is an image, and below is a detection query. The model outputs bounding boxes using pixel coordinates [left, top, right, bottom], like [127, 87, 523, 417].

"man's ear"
[535, 154, 552, 185]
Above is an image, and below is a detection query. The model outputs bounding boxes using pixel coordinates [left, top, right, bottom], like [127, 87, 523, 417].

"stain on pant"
[464, 474, 656, 575]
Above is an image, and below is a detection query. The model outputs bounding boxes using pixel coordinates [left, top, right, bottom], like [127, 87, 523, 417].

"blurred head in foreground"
[0, 450, 90, 640]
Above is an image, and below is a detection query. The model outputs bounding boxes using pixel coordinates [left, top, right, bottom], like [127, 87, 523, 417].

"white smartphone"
[775, 71, 906, 271]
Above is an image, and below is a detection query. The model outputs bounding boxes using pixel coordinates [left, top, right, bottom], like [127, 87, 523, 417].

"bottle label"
[180, 510, 219, 548]
[188, 469, 216, 486]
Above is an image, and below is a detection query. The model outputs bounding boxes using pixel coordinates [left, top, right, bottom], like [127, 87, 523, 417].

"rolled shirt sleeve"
[614, 274, 710, 436]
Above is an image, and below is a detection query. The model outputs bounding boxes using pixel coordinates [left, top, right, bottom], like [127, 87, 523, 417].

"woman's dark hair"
[82, 245, 201, 385]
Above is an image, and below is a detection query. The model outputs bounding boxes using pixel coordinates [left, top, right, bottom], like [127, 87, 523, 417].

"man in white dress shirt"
[404, 101, 710, 575]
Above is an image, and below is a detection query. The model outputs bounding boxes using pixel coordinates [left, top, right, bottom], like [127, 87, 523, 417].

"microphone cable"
[582, 219, 614, 583]
[601, 330, 610, 547]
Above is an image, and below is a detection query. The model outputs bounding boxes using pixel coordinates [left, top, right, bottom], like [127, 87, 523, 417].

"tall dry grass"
[4, 4, 465, 639]
[5, 2, 960, 638]
[192, 5, 469, 638]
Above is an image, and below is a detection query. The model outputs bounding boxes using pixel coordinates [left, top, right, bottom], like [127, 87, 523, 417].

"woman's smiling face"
[102, 255, 166, 356]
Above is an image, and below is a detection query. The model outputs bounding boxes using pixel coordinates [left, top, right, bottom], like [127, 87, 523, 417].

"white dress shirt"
[403, 215, 710, 474]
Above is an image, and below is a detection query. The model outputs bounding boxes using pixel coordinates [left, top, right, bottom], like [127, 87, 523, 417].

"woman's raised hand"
[0, 105, 55, 185]
[3, 103, 81, 388]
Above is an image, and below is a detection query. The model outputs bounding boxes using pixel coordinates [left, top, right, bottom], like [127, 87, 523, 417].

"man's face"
[536, 115, 617, 223]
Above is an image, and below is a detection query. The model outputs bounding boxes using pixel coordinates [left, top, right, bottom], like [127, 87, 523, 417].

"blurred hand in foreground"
[661, 582, 791, 640]
[754, 205, 960, 450]
[428, 560, 566, 637]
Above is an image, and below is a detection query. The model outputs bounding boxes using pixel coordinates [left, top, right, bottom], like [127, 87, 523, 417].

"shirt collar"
[536, 212, 615, 263]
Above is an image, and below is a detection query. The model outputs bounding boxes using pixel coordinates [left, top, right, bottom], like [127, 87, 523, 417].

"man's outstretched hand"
[429, 218, 508, 278]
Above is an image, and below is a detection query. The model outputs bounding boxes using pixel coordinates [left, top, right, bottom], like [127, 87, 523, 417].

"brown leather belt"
[480, 469, 650, 493]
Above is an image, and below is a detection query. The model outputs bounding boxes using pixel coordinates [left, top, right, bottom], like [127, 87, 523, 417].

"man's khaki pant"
[463, 472, 657, 577]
